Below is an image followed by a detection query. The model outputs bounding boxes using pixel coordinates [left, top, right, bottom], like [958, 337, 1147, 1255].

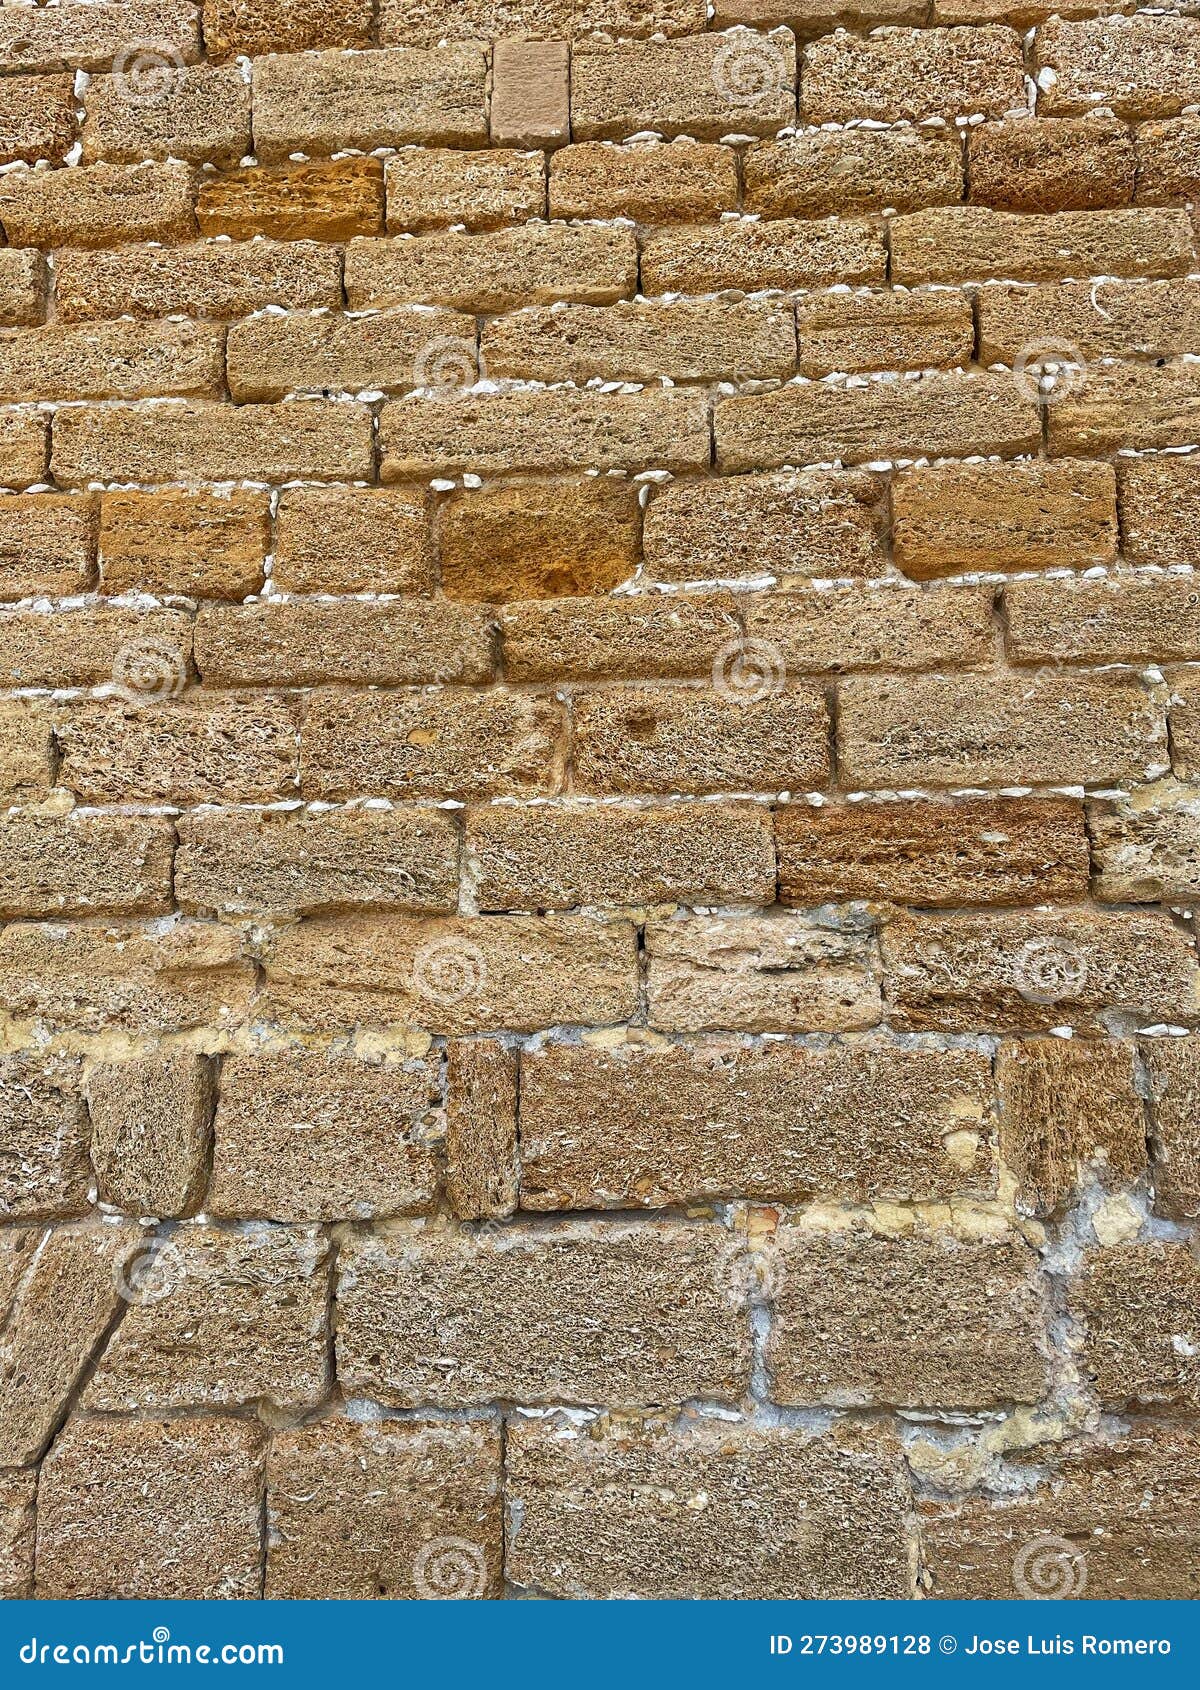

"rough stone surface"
[1140, 1037, 1200, 1220]
[0, 1054, 91, 1223]
[438, 480, 639, 600]
[85, 1054, 216, 1219]
[445, 1041, 519, 1221]
[1074, 1244, 1200, 1408]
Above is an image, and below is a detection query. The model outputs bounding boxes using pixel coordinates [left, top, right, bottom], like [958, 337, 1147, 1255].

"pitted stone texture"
[337, 1220, 752, 1408]
[81, 63, 251, 166]
[0, 1471, 34, 1599]
[1089, 786, 1200, 905]
[551, 141, 738, 223]
[500, 593, 743, 682]
[1074, 1244, 1200, 1408]
[801, 25, 1026, 123]
[446, 1041, 519, 1222]
[86, 1053, 215, 1220]
[519, 1039, 995, 1210]
[275, 486, 433, 596]
[99, 489, 268, 600]
[56, 240, 344, 324]
[347, 225, 636, 314]
[387, 147, 545, 230]
[1141, 1036, 1200, 1220]
[0, 810, 175, 919]
[967, 116, 1135, 211]
[507, 1417, 913, 1600]
[85, 1222, 331, 1413]
[745, 128, 962, 218]
[0, 1055, 90, 1223]
[570, 32, 795, 142]
[267, 1418, 503, 1599]
[794, 290, 974, 378]
[37, 1417, 264, 1600]
[208, 1050, 439, 1222]
[439, 480, 640, 602]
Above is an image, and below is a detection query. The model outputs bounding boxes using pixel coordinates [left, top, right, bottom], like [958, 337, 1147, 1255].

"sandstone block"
[1006, 573, 1200, 666]
[336, 1220, 751, 1408]
[0, 410, 49, 489]
[379, 387, 709, 479]
[387, 147, 545, 230]
[262, 913, 638, 1034]
[86, 1223, 331, 1412]
[0, 1473, 33, 1599]
[346, 224, 637, 313]
[175, 805, 460, 918]
[1121, 455, 1200, 569]
[997, 1039, 1146, 1216]
[438, 479, 639, 601]
[36, 1417, 263, 1600]
[86, 1053, 215, 1219]
[967, 116, 1135, 211]
[777, 797, 1089, 908]
[445, 1040, 519, 1221]
[646, 911, 882, 1034]
[982, 276, 1200, 366]
[99, 488, 268, 599]
[572, 685, 829, 796]
[196, 158, 384, 242]
[1141, 1036, 1200, 1219]
[1135, 115, 1200, 203]
[0, 248, 45, 328]
[58, 695, 298, 805]
[1036, 12, 1200, 119]
[891, 205, 1193, 284]
[768, 1223, 1048, 1408]
[55, 238, 343, 323]
[0, 494, 95, 600]
[380, 0, 707, 42]
[0, 318, 224, 404]
[881, 908, 1199, 1034]
[252, 44, 487, 160]
[0, 73, 77, 165]
[208, 1050, 439, 1222]
[500, 593, 741, 682]
[0, 160, 194, 249]
[891, 459, 1118, 578]
[204, 0, 372, 57]
[0, 809, 174, 919]
[519, 1038, 995, 1209]
[1074, 1244, 1200, 1407]
[795, 289, 974, 378]
[838, 670, 1166, 789]
[52, 399, 374, 487]
[275, 485, 433, 596]
[0, 3, 200, 75]
[743, 583, 992, 675]
[550, 140, 738, 223]
[1089, 786, 1200, 904]
[0, 919, 254, 1036]
[227, 306, 474, 402]
[0, 701, 56, 799]
[490, 39, 568, 147]
[643, 469, 886, 582]
[641, 217, 885, 294]
[716, 371, 1039, 473]
[507, 1417, 912, 1600]
[466, 800, 776, 910]
[745, 128, 962, 218]
[1048, 361, 1200, 455]
[301, 688, 565, 802]
[81, 62, 250, 166]
[267, 1419, 503, 1599]
[1170, 671, 1200, 780]
[0, 603, 193, 690]
[570, 30, 795, 142]
[0, 1054, 90, 1222]
[801, 25, 1026, 123]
